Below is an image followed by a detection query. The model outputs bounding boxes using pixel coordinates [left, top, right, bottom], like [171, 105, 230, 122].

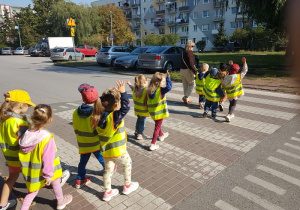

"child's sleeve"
[113, 92, 130, 129]
[128, 84, 134, 91]
[42, 137, 56, 182]
[161, 76, 172, 96]
[216, 85, 225, 98]
[241, 64, 248, 79]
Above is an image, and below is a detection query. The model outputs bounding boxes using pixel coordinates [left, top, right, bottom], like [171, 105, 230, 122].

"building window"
[150, 6, 154, 13]
[169, 27, 176, 33]
[253, 21, 258, 28]
[216, 8, 224, 16]
[181, 1, 188, 6]
[143, 0, 146, 2]
[181, 26, 188, 32]
[193, 25, 197, 31]
[202, 10, 209, 18]
[158, 5, 165, 10]
[181, 39, 188, 45]
[232, 7, 242, 14]
[151, 18, 154, 23]
[193, 38, 196, 43]
[203, 0, 209, 4]
[193, 12, 198, 19]
[202, 37, 208, 43]
[194, 0, 198, 6]
[237, 21, 243, 28]
[143, 8, 146, 13]
[202, 24, 209, 31]
[144, 30, 147, 35]
[230, 22, 236, 29]
[214, 22, 220, 29]
[144, 19, 147, 24]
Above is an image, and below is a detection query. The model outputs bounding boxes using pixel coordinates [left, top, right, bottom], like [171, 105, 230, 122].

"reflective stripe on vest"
[73, 110, 100, 154]
[96, 113, 127, 158]
[19, 134, 62, 192]
[204, 75, 221, 102]
[133, 88, 150, 117]
[195, 77, 205, 95]
[0, 117, 29, 167]
[225, 74, 243, 99]
[147, 88, 169, 120]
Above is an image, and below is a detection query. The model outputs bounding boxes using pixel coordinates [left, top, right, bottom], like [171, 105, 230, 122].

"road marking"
[257, 165, 300, 187]
[291, 137, 300, 142]
[277, 149, 300, 160]
[268, 156, 300, 172]
[245, 175, 286, 195]
[59, 105, 69, 109]
[215, 200, 239, 210]
[232, 186, 284, 210]
[66, 103, 80, 107]
[284, 143, 300, 151]
[244, 89, 300, 100]
[297, 132, 300, 135]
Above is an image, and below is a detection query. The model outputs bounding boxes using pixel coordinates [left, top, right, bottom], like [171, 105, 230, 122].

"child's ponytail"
[0, 93, 21, 124]
[91, 98, 103, 130]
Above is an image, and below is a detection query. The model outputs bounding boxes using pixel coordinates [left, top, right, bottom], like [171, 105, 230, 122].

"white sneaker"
[225, 114, 231, 122]
[103, 189, 119, 202]
[136, 134, 144, 140]
[149, 144, 159, 151]
[122, 182, 139, 195]
[0, 199, 17, 210]
[158, 132, 169, 141]
[61, 170, 70, 187]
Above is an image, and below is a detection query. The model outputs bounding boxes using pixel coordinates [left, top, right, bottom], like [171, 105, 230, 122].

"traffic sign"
[71, 28, 75, 37]
[67, 18, 76, 27]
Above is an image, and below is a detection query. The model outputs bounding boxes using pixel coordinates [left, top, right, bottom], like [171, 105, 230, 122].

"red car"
[76, 44, 98, 57]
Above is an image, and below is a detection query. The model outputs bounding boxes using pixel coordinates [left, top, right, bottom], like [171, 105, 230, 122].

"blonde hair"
[148, 72, 166, 95]
[134, 74, 147, 91]
[185, 40, 195, 50]
[91, 88, 121, 130]
[201, 63, 209, 72]
[31, 104, 52, 129]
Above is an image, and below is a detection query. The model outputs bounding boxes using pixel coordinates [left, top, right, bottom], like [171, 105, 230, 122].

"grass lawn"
[53, 59, 98, 67]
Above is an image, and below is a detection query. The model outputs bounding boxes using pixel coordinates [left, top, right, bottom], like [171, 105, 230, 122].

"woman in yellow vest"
[91, 80, 139, 202]
[147, 71, 172, 151]
[0, 90, 35, 210]
[195, 63, 209, 109]
[73, 84, 105, 189]
[18, 104, 72, 210]
[127, 74, 149, 140]
[222, 57, 248, 122]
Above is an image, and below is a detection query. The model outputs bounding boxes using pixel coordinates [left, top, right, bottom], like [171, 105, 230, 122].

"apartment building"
[0, 4, 21, 23]
[92, 0, 253, 51]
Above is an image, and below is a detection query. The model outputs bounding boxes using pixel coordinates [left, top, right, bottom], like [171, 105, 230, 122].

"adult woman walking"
[180, 40, 198, 104]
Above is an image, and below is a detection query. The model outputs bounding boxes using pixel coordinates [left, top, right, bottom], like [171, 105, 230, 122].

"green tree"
[195, 40, 206, 52]
[213, 21, 228, 49]
[1, 8, 17, 46]
[81, 33, 104, 49]
[142, 34, 162, 46]
[230, 28, 249, 50]
[160, 33, 179, 46]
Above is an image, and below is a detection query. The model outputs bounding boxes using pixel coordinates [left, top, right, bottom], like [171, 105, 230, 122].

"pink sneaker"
[122, 182, 139, 195]
[57, 195, 73, 210]
[103, 189, 119, 202]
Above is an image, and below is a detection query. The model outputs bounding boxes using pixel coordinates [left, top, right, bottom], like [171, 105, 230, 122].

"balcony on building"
[132, 1, 140, 8]
[213, 15, 224, 21]
[126, 13, 132, 20]
[167, 8, 177, 13]
[133, 24, 141, 30]
[132, 14, 141, 19]
[176, 18, 189, 25]
[122, 2, 131, 9]
[156, 10, 165, 16]
[156, 0, 165, 4]
[179, 6, 189, 12]
[159, 31, 165, 35]
[213, 0, 226, 7]
[211, 29, 218, 35]
[154, 20, 165, 27]
[136, 35, 141, 39]
[167, 20, 176, 26]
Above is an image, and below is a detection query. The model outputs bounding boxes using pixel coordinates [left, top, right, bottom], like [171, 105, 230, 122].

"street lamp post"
[16, 22, 22, 48]
[110, 11, 113, 46]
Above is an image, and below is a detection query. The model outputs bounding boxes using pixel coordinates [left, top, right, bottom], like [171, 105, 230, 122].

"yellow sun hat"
[7, 90, 36, 107]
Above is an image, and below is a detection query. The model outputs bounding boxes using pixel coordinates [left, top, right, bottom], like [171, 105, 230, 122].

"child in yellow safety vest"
[91, 80, 139, 202]
[127, 74, 149, 140]
[73, 84, 105, 189]
[147, 71, 172, 151]
[195, 63, 209, 109]
[18, 104, 72, 210]
[0, 90, 35, 210]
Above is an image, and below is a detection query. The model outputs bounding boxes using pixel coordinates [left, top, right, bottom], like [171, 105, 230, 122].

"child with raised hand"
[127, 74, 149, 140]
[91, 80, 139, 202]
[147, 71, 172, 151]
[18, 104, 72, 210]
[195, 63, 209, 109]
[0, 90, 35, 210]
[223, 57, 248, 122]
[218, 63, 230, 112]
[73, 84, 105, 189]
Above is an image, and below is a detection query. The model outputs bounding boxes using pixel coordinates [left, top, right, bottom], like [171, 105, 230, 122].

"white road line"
[232, 186, 285, 210]
[215, 200, 239, 210]
[291, 137, 300, 142]
[297, 132, 300, 135]
[58, 105, 69, 109]
[257, 165, 300, 187]
[267, 156, 300, 172]
[245, 175, 286, 195]
[284, 143, 300, 151]
[244, 89, 300, 100]
[66, 103, 80, 107]
[277, 149, 300, 160]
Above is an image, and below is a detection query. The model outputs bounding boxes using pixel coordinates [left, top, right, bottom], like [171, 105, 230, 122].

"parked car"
[13, 47, 28, 55]
[50, 47, 84, 62]
[114, 46, 153, 70]
[96, 46, 132, 66]
[76, 44, 98, 57]
[1, 47, 14, 55]
[138, 46, 200, 72]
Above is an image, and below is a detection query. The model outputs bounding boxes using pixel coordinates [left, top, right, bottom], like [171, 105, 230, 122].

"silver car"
[1, 47, 13, 55]
[114, 46, 152, 70]
[13, 47, 28, 55]
[50, 47, 85, 62]
[96, 46, 132, 67]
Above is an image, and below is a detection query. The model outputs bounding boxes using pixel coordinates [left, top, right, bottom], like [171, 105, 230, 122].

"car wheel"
[133, 61, 139, 71]
[81, 55, 84, 60]
[98, 62, 106, 66]
[165, 62, 173, 73]
[94, 52, 97, 57]
[52, 60, 58, 63]
[111, 59, 116, 67]
[68, 56, 72, 61]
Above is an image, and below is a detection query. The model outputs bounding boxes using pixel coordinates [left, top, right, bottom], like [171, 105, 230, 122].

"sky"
[1, 0, 94, 7]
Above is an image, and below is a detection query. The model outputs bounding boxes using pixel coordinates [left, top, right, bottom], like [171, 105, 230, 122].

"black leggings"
[229, 99, 238, 115]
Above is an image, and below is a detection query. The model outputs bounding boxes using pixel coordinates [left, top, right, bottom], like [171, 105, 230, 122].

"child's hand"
[127, 80, 132, 86]
[45, 180, 51, 186]
[166, 70, 170, 77]
[242, 57, 246, 64]
[229, 60, 233, 65]
[116, 80, 126, 93]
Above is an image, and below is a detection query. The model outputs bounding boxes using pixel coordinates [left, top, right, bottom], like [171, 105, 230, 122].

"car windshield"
[16, 47, 23, 50]
[99, 47, 110, 52]
[51, 48, 65, 52]
[130, 47, 149, 55]
[3, 48, 10, 50]
[77, 45, 85, 48]
[145, 47, 167, 53]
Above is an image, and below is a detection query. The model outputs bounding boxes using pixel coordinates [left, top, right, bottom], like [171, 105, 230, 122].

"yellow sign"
[67, 18, 76, 27]
[71, 28, 75, 36]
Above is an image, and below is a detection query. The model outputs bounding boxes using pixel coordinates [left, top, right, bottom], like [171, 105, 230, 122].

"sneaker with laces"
[103, 189, 119, 202]
[219, 104, 224, 112]
[0, 199, 17, 210]
[57, 195, 73, 210]
[225, 114, 231, 122]
[60, 170, 70, 187]
[212, 114, 217, 119]
[199, 102, 204, 109]
[136, 134, 144, 140]
[158, 132, 169, 141]
[149, 144, 159, 151]
[203, 111, 208, 118]
[122, 182, 139, 195]
[75, 177, 91, 189]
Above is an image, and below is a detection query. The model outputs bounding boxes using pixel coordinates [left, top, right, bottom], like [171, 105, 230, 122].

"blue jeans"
[135, 116, 147, 134]
[199, 95, 206, 103]
[204, 100, 218, 116]
[77, 150, 105, 180]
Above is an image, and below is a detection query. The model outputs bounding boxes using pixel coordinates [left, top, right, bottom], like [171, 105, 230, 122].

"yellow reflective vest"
[0, 114, 29, 167]
[147, 88, 169, 120]
[19, 133, 62, 192]
[133, 88, 150, 117]
[73, 109, 100, 154]
[195, 76, 205, 95]
[225, 74, 243, 99]
[96, 112, 127, 158]
[204, 75, 221, 102]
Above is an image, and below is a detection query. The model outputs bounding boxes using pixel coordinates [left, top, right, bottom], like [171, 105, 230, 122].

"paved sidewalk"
[1, 82, 300, 209]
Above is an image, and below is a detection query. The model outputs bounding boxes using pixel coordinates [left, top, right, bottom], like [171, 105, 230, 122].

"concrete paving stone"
[159, 192, 172, 202]
[138, 188, 151, 197]
[152, 197, 165, 206]
[80, 203, 97, 210]
[123, 194, 143, 207]
[152, 184, 171, 197]
[107, 194, 128, 207]
[143, 202, 158, 210]
[136, 193, 156, 207]
[126, 203, 143, 210]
